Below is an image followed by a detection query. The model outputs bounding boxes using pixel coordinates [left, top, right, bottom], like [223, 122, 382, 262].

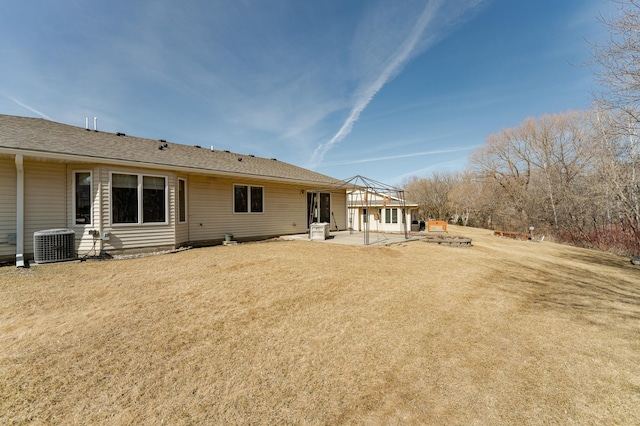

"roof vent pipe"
[94, 117, 98, 132]
[85, 117, 89, 130]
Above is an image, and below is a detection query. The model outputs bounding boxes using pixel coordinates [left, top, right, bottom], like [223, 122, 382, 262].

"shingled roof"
[0, 114, 342, 186]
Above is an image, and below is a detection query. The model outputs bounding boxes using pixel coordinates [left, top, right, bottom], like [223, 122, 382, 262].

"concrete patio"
[281, 230, 420, 246]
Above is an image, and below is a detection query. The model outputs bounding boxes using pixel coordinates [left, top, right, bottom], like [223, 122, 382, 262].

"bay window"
[112, 173, 167, 224]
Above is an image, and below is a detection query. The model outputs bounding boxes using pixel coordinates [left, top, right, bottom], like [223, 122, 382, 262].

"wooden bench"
[493, 231, 530, 240]
[427, 221, 448, 232]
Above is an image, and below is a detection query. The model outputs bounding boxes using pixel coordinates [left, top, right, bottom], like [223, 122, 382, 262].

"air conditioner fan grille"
[33, 229, 76, 264]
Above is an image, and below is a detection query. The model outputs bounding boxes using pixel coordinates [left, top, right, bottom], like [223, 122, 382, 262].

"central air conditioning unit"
[33, 229, 76, 264]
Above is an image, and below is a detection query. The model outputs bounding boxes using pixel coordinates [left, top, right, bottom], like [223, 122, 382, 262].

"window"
[178, 178, 187, 223]
[234, 185, 248, 213]
[319, 193, 330, 222]
[74, 172, 92, 225]
[234, 184, 263, 213]
[112, 173, 167, 224]
[112, 174, 138, 224]
[143, 176, 166, 223]
[385, 208, 398, 224]
[251, 186, 263, 213]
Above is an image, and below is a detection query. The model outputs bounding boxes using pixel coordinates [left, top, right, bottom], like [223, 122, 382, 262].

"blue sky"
[0, 0, 613, 185]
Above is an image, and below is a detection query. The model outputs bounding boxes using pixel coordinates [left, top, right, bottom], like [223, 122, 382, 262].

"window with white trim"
[234, 184, 263, 213]
[385, 208, 398, 224]
[143, 176, 166, 223]
[112, 173, 167, 224]
[74, 171, 92, 225]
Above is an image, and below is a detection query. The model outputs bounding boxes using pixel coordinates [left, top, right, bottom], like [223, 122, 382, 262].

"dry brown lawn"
[1, 225, 639, 425]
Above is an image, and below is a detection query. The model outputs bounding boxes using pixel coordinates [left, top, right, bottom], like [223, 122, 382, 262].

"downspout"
[97, 172, 104, 256]
[15, 154, 25, 267]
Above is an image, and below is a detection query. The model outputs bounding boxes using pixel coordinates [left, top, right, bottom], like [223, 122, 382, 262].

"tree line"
[403, 0, 640, 256]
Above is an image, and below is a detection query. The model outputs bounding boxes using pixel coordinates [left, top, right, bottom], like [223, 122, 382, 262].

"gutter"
[0, 147, 342, 188]
[15, 154, 25, 267]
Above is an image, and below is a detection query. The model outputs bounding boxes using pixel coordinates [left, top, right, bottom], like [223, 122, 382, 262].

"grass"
[1, 225, 639, 424]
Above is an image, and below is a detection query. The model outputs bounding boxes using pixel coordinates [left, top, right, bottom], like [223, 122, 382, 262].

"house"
[0, 114, 347, 265]
[347, 189, 419, 233]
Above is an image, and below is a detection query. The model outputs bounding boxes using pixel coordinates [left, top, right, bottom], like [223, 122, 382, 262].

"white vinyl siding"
[347, 205, 407, 232]
[23, 161, 66, 256]
[332, 191, 346, 230]
[0, 155, 347, 259]
[190, 177, 310, 242]
[0, 157, 17, 258]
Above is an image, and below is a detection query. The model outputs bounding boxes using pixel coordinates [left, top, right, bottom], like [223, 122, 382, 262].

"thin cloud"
[322, 145, 478, 167]
[392, 157, 472, 183]
[309, 0, 487, 168]
[5, 96, 52, 120]
[0, 0, 488, 172]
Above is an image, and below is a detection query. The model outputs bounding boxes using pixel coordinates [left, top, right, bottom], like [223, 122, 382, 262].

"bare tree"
[592, 107, 640, 250]
[447, 171, 482, 226]
[593, 1, 640, 125]
[398, 1, 640, 254]
[525, 112, 599, 232]
[592, 0, 640, 250]
[470, 111, 603, 237]
[470, 122, 534, 230]
[403, 172, 456, 221]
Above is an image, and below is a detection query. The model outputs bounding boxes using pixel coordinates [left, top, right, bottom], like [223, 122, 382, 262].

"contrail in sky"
[6, 95, 52, 120]
[310, 0, 483, 168]
[309, 0, 445, 167]
[320, 145, 478, 167]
